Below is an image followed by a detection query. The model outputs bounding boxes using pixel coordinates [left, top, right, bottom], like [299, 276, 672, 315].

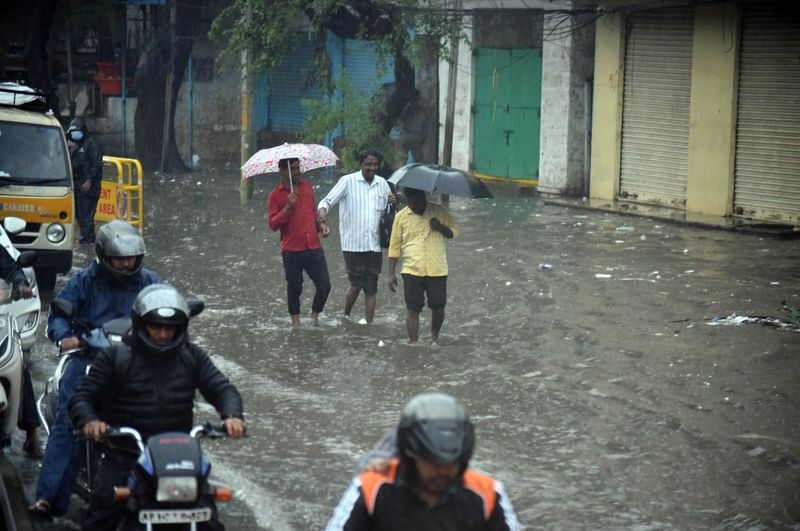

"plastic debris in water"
[378, 340, 385, 347]
[358, 318, 368, 325]
[505, 281, 512, 286]
[538, 263, 552, 270]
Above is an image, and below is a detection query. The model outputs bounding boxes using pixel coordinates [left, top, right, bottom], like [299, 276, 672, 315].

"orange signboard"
[0, 195, 73, 223]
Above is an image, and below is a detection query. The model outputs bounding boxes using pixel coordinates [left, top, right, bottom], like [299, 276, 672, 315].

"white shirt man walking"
[317, 149, 396, 322]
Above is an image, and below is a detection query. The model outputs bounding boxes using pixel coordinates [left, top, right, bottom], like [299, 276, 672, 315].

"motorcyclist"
[67, 116, 103, 244]
[69, 283, 245, 530]
[0, 237, 38, 457]
[29, 220, 160, 520]
[324, 392, 521, 531]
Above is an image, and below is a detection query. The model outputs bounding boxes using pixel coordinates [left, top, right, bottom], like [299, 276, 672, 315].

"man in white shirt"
[317, 150, 396, 323]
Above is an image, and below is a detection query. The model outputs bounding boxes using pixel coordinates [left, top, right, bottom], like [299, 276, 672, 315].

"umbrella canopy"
[388, 163, 493, 199]
[241, 143, 338, 179]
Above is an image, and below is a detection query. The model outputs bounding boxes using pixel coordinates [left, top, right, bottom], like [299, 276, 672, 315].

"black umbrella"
[388, 163, 493, 199]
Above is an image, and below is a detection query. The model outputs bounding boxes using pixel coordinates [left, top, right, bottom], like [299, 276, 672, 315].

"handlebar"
[75, 422, 238, 444]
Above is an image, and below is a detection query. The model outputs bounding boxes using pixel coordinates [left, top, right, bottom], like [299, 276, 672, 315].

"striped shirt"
[318, 171, 391, 252]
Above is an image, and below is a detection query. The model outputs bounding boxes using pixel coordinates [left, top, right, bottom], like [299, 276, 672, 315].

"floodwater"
[19, 166, 800, 530]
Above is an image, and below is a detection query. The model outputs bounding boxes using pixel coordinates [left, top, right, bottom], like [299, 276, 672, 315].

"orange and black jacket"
[324, 459, 521, 531]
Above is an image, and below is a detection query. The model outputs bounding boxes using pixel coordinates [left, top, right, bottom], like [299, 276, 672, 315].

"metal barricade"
[96, 156, 144, 234]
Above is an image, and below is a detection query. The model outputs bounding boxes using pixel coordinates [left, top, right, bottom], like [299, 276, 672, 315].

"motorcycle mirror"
[2, 216, 26, 235]
[17, 250, 37, 268]
[51, 298, 76, 319]
[187, 299, 204, 318]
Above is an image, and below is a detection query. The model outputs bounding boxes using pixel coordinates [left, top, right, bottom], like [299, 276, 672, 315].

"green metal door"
[472, 48, 541, 183]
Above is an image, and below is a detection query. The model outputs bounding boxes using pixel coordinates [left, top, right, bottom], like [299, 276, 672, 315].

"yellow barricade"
[97, 156, 144, 235]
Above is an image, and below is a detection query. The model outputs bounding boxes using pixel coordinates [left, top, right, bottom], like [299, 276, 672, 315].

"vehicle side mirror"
[3, 216, 26, 235]
[17, 251, 37, 268]
[50, 298, 75, 320]
[187, 299, 204, 318]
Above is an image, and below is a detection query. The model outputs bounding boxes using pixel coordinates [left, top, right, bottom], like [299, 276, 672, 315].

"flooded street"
[19, 166, 800, 530]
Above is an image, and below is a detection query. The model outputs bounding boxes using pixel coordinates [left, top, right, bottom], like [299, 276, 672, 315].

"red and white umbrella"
[241, 142, 339, 181]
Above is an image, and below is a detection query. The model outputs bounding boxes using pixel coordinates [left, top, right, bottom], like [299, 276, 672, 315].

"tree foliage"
[210, 0, 464, 79]
[210, 0, 466, 170]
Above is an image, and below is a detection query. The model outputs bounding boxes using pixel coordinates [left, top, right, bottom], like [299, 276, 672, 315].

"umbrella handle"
[288, 165, 294, 193]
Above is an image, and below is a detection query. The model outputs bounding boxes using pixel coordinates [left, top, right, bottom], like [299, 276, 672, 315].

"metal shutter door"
[619, 10, 694, 207]
[734, 2, 800, 223]
[343, 39, 394, 99]
[269, 35, 320, 133]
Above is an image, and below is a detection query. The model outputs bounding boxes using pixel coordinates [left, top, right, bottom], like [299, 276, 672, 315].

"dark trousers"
[281, 248, 331, 316]
[85, 454, 224, 531]
[75, 193, 99, 243]
[18, 364, 40, 431]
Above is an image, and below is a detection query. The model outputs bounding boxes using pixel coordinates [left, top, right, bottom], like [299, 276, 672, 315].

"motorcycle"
[101, 423, 234, 530]
[36, 298, 130, 500]
[36, 297, 206, 502]
[0, 247, 37, 450]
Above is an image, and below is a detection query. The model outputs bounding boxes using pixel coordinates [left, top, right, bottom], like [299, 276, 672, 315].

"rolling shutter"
[343, 39, 394, 99]
[268, 35, 321, 133]
[619, 10, 694, 207]
[734, 2, 800, 223]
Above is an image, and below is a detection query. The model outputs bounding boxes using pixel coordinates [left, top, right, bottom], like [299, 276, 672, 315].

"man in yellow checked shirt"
[387, 187, 458, 343]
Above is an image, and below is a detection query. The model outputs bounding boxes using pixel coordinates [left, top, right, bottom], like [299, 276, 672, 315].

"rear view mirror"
[187, 299, 204, 318]
[3, 216, 26, 235]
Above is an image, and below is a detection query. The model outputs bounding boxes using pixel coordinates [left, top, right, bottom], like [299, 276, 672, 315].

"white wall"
[438, 33, 475, 172]
[538, 14, 595, 196]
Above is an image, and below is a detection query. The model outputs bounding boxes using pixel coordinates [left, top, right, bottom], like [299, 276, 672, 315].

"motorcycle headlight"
[156, 477, 198, 502]
[46, 223, 66, 243]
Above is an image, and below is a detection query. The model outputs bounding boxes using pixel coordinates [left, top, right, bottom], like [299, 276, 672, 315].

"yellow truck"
[0, 82, 73, 292]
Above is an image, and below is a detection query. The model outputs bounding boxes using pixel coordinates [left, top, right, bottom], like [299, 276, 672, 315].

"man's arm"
[46, 276, 85, 345]
[430, 205, 459, 240]
[267, 189, 293, 231]
[486, 481, 522, 531]
[316, 175, 349, 222]
[0, 244, 30, 297]
[323, 478, 371, 531]
[386, 214, 403, 292]
[88, 137, 104, 181]
[68, 348, 116, 440]
[192, 345, 244, 423]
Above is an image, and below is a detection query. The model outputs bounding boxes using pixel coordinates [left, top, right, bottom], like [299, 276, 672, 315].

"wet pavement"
[8, 165, 800, 530]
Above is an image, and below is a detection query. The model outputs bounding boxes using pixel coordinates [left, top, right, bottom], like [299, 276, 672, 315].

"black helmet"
[397, 392, 475, 473]
[95, 220, 145, 282]
[131, 284, 190, 357]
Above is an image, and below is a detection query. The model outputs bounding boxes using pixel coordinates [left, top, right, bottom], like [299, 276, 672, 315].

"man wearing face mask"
[66, 117, 103, 244]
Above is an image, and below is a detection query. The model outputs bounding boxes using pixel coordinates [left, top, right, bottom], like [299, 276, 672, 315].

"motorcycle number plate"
[138, 508, 212, 524]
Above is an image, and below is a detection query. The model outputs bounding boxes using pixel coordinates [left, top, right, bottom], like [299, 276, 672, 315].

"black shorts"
[402, 274, 447, 312]
[343, 251, 382, 295]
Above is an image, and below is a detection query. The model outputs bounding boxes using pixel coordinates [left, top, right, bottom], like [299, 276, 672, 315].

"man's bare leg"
[344, 286, 361, 318]
[406, 310, 420, 343]
[365, 294, 377, 323]
[290, 314, 301, 327]
[431, 309, 445, 340]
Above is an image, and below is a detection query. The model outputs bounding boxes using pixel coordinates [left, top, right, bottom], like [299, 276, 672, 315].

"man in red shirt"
[268, 158, 332, 326]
